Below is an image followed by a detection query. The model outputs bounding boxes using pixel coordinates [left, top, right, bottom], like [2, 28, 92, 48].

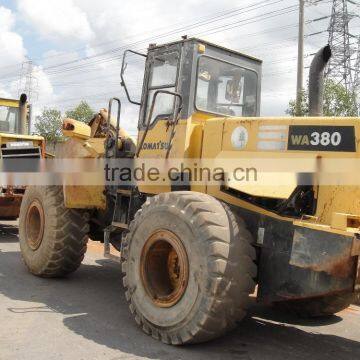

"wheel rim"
[140, 229, 189, 308]
[25, 199, 45, 250]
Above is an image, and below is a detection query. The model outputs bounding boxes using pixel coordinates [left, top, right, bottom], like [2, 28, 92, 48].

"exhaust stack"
[308, 45, 331, 117]
[19, 93, 28, 135]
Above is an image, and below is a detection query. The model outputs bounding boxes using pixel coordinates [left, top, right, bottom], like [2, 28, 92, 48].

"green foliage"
[34, 101, 94, 143]
[286, 90, 308, 116]
[323, 80, 358, 117]
[286, 80, 359, 117]
[65, 101, 94, 123]
[34, 108, 63, 142]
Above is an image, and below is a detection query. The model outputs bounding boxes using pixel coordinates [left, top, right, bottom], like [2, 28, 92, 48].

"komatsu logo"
[142, 141, 169, 150]
[288, 125, 356, 152]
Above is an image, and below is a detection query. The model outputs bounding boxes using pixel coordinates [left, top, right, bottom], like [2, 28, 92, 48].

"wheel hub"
[25, 199, 45, 250]
[140, 229, 189, 308]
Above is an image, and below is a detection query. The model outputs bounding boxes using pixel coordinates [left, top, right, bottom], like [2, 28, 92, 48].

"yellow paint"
[137, 114, 209, 194]
[331, 213, 360, 231]
[0, 97, 45, 156]
[63, 118, 91, 140]
[293, 218, 356, 237]
[135, 112, 360, 236]
[202, 116, 360, 228]
[0, 98, 19, 108]
[83, 138, 106, 157]
[58, 102, 360, 240]
[316, 186, 360, 225]
[0, 133, 45, 156]
[59, 137, 106, 209]
[0, 133, 43, 142]
[198, 44, 206, 53]
[63, 185, 106, 209]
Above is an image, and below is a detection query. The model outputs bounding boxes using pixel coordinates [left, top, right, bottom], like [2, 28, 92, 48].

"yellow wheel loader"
[0, 94, 45, 219]
[19, 38, 360, 344]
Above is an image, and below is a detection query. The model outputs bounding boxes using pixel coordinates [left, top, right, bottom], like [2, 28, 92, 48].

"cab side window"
[0, 106, 19, 133]
[145, 51, 179, 125]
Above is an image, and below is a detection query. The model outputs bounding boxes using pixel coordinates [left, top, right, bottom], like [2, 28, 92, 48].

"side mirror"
[121, 50, 147, 106]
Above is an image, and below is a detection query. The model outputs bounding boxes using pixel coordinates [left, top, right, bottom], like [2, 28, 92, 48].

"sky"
[0, 0, 359, 135]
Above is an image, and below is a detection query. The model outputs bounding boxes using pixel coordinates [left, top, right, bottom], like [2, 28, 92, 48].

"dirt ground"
[1, 221, 359, 360]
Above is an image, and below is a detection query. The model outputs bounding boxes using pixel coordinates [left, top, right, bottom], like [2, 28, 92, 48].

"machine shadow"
[0, 222, 19, 243]
[253, 301, 343, 327]
[0, 244, 359, 360]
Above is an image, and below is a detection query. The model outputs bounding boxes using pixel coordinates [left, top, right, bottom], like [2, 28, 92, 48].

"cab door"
[136, 45, 184, 158]
[136, 45, 191, 194]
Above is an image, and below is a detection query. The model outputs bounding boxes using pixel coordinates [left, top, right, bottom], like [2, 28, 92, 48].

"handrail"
[120, 50, 147, 106]
[136, 90, 182, 158]
[165, 94, 183, 159]
[107, 97, 121, 156]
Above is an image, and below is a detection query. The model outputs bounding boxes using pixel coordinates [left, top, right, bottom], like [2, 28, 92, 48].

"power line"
[10, 1, 315, 110]
[0, 2, 301, 87]
[354, 36, 360, 113]
[42, 8, 300, 78]
[35, 0, 285, 73]
[35, 0, 283, 67]
[0, 0, 289, 82]
[17, 60, 38, 102]
[325, 0, 359, 92]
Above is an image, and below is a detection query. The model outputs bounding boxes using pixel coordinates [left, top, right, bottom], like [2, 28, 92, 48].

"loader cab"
[0, 94, 30, 135]
[119, 38, 262, 172]
[0, 98, 21, 134]
[122, 38, 262, 128]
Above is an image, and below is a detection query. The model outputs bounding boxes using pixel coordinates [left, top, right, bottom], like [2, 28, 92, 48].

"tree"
[34, 108, 63, 142]
[65, 101, 94, 123]
[287, 90, 309, 117]
[323, 80, 359, 117]
[286, 79, 358, 117]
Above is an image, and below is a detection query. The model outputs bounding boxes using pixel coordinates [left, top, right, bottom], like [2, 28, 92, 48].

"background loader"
[18, 38, 360, 344]
[0, 94, 45, 219]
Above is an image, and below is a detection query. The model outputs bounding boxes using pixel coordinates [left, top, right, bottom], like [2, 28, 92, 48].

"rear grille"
[1, 146, 41, 158]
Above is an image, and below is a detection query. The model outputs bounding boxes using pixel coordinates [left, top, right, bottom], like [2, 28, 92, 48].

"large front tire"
[19, 186, 89, 277]
[122, 192, 257, 345]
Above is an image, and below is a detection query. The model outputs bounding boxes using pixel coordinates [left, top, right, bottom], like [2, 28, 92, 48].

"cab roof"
[147, 37, 263, 64]
[0, 98, 19, 108]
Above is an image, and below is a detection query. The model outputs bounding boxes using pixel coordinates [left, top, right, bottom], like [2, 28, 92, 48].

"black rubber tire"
[280, 293, 354, 318]
[19, 186, 89, 277]
[122, 191, 257, 345]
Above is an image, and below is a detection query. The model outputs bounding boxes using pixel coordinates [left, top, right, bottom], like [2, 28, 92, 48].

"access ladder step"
[116, 189, 132, 196]
[112, 222, 129, 230]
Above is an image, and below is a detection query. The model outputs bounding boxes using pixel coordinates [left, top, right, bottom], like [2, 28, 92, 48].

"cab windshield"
[196, 56, 258, 117]
[0, 105, 20, 133]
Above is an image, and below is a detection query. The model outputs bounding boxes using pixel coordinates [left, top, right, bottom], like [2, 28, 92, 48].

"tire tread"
[122, 191, 257, 344]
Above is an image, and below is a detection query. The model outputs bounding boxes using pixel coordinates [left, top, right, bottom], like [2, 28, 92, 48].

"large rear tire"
[280, 293, 354, 318]
[19, 186, 89, 277]
[122, 191, 257, 345]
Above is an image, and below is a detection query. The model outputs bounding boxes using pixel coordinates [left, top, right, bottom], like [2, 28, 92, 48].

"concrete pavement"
[0, 221, 359, 360]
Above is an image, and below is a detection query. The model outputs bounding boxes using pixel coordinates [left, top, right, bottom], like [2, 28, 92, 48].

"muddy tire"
[19, 186, 89, 277]
[280, 293, 354, 318]
[122, 191, 257, 345]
